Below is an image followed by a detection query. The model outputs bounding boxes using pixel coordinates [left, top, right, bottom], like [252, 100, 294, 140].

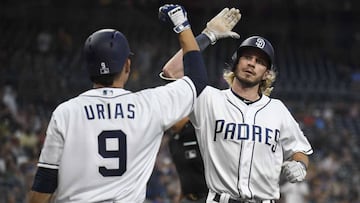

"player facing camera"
[224, 35, 277, 96]
[229, 36, 275, 71]
[161, 8, 312, 202]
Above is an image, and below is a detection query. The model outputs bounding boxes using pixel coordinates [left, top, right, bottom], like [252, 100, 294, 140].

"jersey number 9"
[98, 130, 127, 177]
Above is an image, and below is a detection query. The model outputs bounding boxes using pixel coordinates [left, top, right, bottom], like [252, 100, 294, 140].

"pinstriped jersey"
[38, 77, 196, 203]
[190, 87, 313, 200]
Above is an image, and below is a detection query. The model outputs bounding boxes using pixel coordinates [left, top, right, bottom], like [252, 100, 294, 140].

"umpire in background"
[168, 117, 208, 203]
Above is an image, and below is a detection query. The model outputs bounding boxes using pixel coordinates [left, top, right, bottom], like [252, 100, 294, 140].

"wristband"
[174, 21, 190, 33]
[202, 29, 217, 45]
[195, 33, 212, 51]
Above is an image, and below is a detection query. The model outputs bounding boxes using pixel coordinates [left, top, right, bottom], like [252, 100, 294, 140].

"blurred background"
[0, 0, 359, 202]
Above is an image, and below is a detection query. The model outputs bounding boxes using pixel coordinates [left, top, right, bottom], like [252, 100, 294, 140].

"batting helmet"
[230, 36, 275, 70]
[84, 29, 132, 77]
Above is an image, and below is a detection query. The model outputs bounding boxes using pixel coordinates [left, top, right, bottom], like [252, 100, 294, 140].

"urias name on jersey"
[84, 102, 135, 120]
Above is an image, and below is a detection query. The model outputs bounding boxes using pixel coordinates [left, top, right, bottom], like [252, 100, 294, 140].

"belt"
[213, 193, 275, 203]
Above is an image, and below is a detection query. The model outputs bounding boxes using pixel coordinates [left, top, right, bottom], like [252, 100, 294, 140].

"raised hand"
[159, 4, 190, 33]
[202, 8, 241, 44]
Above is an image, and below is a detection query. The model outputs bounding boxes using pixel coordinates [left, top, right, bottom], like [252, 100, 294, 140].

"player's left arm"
[291, 151, 309, 169]
[281, 131, 311, 183]
[28, 190, 53, 203]
[28, 167, 58, 203]
[282, 153, 309, 183]
[280, 103, 312, 183]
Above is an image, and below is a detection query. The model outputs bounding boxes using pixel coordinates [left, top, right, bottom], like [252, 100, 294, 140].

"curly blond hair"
[223, 69, 277, 96]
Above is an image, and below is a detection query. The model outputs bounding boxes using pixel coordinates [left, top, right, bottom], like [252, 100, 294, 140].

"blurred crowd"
[1, 1, 360, 202]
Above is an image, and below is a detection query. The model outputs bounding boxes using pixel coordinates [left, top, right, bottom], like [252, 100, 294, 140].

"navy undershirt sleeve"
[31, 167, 58, 193]
[183, 51, 208, 96]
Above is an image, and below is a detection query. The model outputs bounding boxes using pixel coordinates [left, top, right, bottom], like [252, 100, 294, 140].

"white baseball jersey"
[189, 87, 313, 201]
[38, 77, 196, 203]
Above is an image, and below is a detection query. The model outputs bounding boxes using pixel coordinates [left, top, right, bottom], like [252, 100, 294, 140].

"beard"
[235, 74, 263, 88]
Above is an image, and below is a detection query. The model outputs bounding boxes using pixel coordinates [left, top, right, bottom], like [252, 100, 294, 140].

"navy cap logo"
[255, 38, 265, 49]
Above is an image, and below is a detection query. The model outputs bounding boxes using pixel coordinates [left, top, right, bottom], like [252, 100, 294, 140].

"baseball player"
[161, 8, 241, 203]
[162, 20, 313, 203]
[28, 4, 209, 203]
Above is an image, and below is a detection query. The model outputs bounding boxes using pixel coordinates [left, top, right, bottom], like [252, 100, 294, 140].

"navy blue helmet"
[84, 29, 132, 77]
[230, 36, 275, 70]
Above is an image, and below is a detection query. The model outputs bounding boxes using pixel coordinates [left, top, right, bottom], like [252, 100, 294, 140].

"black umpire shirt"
[169, 122, 208, 197]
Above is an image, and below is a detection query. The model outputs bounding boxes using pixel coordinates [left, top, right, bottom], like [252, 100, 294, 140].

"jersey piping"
[226, 98, 245, 198]
[227, 96, 272, 199]
[38, 162, 59, 169]
[80, 92, 133, 99]
[247, 98, 272, 199]
[183, 78, 196, 110]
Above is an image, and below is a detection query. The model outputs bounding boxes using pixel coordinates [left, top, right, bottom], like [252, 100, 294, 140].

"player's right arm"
[159, 4, 208, 95]
[28, 112, 62, 202]
[160, 8, 241, 80]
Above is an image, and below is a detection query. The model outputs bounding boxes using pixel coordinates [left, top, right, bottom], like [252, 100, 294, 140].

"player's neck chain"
[231, 89, 262, 105]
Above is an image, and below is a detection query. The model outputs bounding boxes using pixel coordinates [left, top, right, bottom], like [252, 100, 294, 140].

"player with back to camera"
[162, 8, 242, 203]
[161, 13, 313, 203]
[28, 4, 209, 203]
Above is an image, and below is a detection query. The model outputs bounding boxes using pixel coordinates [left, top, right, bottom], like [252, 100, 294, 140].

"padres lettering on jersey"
[190, 87, 313, 200]
[214, 120, 280, 152]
